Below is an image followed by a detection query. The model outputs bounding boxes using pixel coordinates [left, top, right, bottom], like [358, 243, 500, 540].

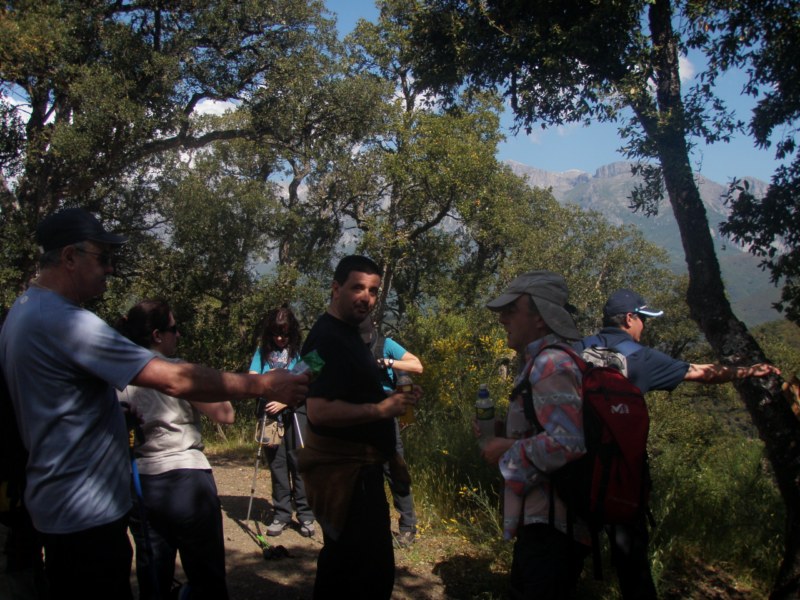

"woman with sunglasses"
[116, 300, 233, 599]
[249, 304, 315, 538]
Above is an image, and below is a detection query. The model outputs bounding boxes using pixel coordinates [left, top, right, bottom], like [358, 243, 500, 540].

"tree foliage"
[688, 1, 800, 322]
[0, 0, 336, 296]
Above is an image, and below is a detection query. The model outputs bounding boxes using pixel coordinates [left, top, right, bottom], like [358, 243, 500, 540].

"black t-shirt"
[301, 312, 395, 457]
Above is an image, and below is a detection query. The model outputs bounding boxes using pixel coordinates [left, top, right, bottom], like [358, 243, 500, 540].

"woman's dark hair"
[115, 299, 172, 349]
[259, 304, 302, 359]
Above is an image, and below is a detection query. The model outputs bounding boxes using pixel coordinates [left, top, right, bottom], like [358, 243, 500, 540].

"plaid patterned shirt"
[499, 333, 589, 543]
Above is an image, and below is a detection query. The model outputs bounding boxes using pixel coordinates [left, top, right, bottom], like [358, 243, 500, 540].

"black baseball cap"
[36, 208, 127, 252]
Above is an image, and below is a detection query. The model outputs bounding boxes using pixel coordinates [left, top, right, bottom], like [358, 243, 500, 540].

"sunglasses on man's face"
[75, 246, 116, 267]
[162, 324, 178, 334]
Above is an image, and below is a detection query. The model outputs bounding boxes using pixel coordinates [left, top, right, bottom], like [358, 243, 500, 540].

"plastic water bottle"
[291, 350, 325, 381]
[396, 373, 415, 425]
[475, 383, 495, 445]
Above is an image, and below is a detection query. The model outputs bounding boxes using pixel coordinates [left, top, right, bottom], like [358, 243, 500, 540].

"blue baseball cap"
[603, 289, 664, 319]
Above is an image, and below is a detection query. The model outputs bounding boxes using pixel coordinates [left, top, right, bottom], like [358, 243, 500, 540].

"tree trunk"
[648, 1, 800, 596]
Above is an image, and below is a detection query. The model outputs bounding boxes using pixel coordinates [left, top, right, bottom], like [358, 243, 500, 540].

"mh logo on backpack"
[610, 403, 630, 414]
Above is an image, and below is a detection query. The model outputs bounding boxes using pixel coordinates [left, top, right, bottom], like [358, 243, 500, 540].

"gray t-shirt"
[118, 354, 211, 475]
[0, 286, 154, 534]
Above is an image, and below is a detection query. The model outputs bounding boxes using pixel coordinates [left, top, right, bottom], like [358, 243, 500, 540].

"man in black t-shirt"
[297, 255, 418, 600]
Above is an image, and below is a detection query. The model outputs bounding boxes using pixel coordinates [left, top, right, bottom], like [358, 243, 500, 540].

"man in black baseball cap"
[35, 207, 128, 252]
[0, 207, 310, 598]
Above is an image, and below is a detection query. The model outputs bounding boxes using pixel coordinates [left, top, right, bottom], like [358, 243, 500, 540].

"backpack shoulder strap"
[540, 343, 588, 372]
[582, 335, 603, 349]
[367, 334, 385, 359]
[374, 335, 386, 360]
[583, 333, 641, 357]
[515, 343, 587, 425]
[611, 339, 641, 357]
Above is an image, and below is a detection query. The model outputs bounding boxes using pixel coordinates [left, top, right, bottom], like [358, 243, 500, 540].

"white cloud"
[679, 55, 696, 82]
[556, 124, 574, 137]
[195, 99, 236, 116]
[527, 130, 543, 145]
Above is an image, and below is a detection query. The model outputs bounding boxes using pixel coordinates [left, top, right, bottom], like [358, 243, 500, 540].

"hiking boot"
[299, 520, 315, 537]
[394, 530, 416, 548]
[267, 520, 288, 536]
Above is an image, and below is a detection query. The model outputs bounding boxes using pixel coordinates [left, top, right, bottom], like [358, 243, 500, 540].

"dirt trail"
[168, 453, 449, 600]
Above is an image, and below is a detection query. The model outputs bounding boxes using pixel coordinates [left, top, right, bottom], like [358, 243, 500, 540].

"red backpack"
[519, 343, 651, 578]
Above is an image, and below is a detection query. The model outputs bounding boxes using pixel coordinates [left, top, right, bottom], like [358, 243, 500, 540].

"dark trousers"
[130, 469, 228, 600]
[268, 410, 313, 523]
[509, 524, 589, 600]
[41, 515, 133, 600]
[383, 418, 417, 533]
[313, 465, 394, 600]
[2, 506, 47, 598]
[608, 518, 657, 600]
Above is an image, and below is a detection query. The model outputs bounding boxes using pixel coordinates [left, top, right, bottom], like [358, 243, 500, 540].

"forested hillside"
[508, 159, 780, 325]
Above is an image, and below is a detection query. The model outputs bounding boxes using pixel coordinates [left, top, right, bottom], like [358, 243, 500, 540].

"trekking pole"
[130, 455, 161, 597]
[245, 401, 291, 560]
[246, 410, 268, 523]
[292, 410, 305, 449]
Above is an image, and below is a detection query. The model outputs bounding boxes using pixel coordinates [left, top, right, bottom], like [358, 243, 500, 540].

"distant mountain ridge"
[505, 159, 780, 326]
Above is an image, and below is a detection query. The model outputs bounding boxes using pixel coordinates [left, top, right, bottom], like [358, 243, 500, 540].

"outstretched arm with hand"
[133, 357, 309, 407]
[684, 362, 781, 384]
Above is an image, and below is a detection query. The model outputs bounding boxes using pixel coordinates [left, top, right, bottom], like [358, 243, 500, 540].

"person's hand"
[381, 389, 417, 419]
[480, 437, 515, 466]
[750, 363, 781, 378]
[265, 400, 287, 416]
[472, 417, 504, 438]
[261, 370, 309, 408]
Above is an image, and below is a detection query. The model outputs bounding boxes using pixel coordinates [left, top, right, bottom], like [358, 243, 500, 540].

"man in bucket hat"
[0, 207, 310, 599]
[574, 289, 780, 599]
[481, 270, 590, 599]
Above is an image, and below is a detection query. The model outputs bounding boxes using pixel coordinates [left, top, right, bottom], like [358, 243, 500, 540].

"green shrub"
[648, 388, 783, 594]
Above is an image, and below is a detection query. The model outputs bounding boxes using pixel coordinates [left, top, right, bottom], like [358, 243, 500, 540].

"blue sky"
[325, 0, 781, 185]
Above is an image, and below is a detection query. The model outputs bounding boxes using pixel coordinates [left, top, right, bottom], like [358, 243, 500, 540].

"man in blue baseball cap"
[583, 288, 778, 392]
[574, 288, 780, 599]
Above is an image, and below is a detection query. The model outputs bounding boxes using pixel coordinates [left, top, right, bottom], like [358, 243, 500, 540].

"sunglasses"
[162, 324, 178, 334]
[75, 247, 116, 267]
